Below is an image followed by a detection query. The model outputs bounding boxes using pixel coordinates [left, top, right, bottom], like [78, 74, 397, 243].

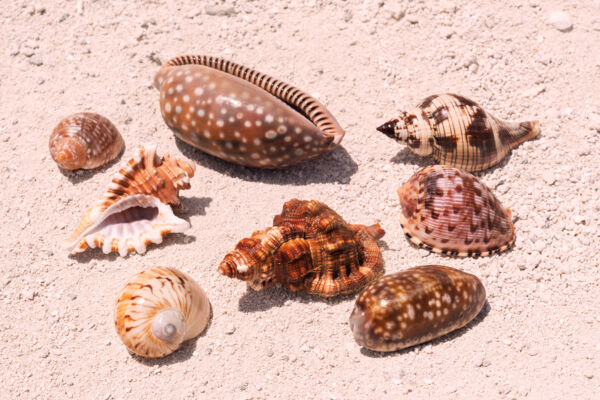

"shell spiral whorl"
[154, 55, 345, 168]
[49, 112, 125, 170]
[114, 266, 211, 358]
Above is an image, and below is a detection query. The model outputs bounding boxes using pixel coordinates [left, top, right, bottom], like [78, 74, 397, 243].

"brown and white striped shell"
[349, 265, 486, 352]
[114, 266, 211, 358]
[49, 112, 125, 170]
[65, 144, 195, 256]
[377, 94, 540, 172]
[397, 165, 515, 257]
[218, 199, 385, 297]
[154, 55, 345, 168]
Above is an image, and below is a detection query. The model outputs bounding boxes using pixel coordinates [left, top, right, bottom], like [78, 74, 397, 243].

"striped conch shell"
[49, 112, 125, 170]
[114, 266, 211, 358]
[377, 94, 540, 172]
[154, 55, 345, 168]
[350, 265, 486, 352]
[65, 144, 195, 256]
[397, 165, 515, 257]
[218, 199, 385, 297]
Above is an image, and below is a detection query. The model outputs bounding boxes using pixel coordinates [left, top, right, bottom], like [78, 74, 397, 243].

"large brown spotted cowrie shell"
[350, 265, 486, 352]
[377, 94, 540, 172]
[154, 55, 345, 169]
[218, 199, 385, 297]
[397, 165, 516, 258]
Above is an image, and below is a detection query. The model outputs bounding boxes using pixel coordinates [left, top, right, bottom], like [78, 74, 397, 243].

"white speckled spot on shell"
[154, 55, 345, 168]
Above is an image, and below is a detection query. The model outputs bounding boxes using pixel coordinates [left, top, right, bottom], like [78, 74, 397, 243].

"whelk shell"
[218, 199, 385, 297]
[377, 93, 540, 172]
[349, 265, 486, 352]
[154, 55, 345, 168]
[49, 112, 125, 170]
[65, 144, 195, 256]
[397, 165, 515, 257]
[114, 266, 211, 358]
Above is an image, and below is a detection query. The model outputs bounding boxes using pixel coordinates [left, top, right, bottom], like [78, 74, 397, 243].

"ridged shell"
[377, 94, 540, 172]
[49, 112, 125, 170]
[349, 265, 486, 352]
[397, 165, 515, 257]
[154, 55, 345, 168]
[218, 199, 385, 297]
[65, 144, 195, 256]
[114, 266, 211, 358]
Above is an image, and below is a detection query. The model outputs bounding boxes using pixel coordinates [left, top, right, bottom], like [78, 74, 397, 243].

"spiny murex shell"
[114, 266, 211, 358]
[49, 112, 125, 170]
[154, 55, 345, 168]
[65, 144, 195, 256]
[377, 93, 540, 172]
[218, 199, 385, 297]
[397, 165, 515, 257]
[349, 265, 486, 352]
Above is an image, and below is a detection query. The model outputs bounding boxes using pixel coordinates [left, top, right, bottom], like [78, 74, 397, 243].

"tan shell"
[377, 94, 540, 172]
[154, 55, 345, 168]
[65, 144, 195, 256]
[49, 112, 125, 170]
[397, 165, 515, 257]
[350, 265, 486, 352]
[218, 199, 385, 297]
[114, 266, 211, 358]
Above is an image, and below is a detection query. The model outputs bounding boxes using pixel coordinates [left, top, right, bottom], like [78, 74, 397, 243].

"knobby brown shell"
[114, 266, 211, 358]
[49, 112, 125, 170]
[397, 165, 515, 257]
[218, 199, 385, 297]
[154, 55, 345, 168]
[349, 265, 486, 352]
[377, 94, 540, 172]
[65, 144, 195, 256]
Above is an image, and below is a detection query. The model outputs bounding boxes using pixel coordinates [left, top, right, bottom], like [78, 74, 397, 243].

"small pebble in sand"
[549, 12, 573, 32]
[225, 324, 236, 334]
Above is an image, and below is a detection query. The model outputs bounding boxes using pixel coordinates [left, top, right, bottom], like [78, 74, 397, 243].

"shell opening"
[151, 308, 186, 343]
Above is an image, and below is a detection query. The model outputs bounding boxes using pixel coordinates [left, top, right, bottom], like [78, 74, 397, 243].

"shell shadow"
[359, 300, 491, 358]
[131, 302, 214, 366]
[238, 285, 358, 313]
[390, 147, 433, 169]
[57, 148, 126, 184]
[179, 196, 212, 217]
[175, 138, 358, 185]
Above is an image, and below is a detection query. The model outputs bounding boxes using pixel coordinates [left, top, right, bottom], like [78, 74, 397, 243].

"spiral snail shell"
[114, 266, 211, 358]
[49, 112, 125, 170]
[377, 94, 540, 172]
[154, 56, 345, 168]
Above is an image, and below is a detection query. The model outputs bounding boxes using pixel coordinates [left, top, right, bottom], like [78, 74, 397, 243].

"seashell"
[65, 144, 195, 256]
[114, 266, 211, 358]
[377, 94, 540, 172]
[49, 112, 125, 170]
[349, 265, 486, 352]
[218, 199, 385, 297]
[154, 55, 345, 168]
[397, 165, 515, 257]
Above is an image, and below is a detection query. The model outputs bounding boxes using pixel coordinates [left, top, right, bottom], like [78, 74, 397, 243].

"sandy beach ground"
[1, 0, 599, 398]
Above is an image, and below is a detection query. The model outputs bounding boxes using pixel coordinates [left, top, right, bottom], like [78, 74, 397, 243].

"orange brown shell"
[377, 94, 540, 172]
[49, 112, 125, 170]
[397, 165, 515, 257]
[350, 265, 486, 352]
[154, 55, 344, 168]
[218, 199, 385, 297]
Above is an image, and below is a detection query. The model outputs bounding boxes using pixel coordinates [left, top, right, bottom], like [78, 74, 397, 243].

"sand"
[1, 0, 599, 399]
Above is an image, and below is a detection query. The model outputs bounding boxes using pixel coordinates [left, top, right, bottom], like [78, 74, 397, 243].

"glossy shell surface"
[218, 199, 385, 297]
[114, 266, 211, 358]
[154, 55, 344, 168]
[397, 165, 515, 257]
[49, 112, 125, 170]
[65, 144, 195, 256]
[350, 265, 486, 352]
[377, 93, 540, 172]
